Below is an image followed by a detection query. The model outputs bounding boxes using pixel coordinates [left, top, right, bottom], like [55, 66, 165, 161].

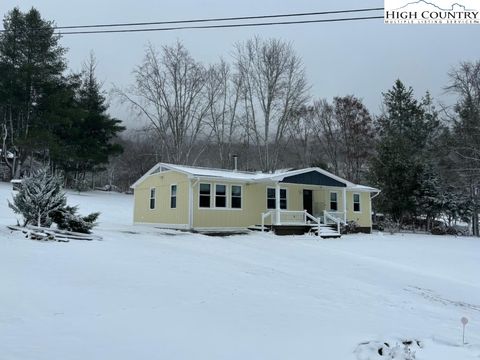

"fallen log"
[7, 225, 102, 241]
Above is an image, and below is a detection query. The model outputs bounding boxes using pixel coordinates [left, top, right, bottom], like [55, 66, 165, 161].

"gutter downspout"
[371, 190, 381, 199]
[189, 177, 199, 230]
[342, 187, 347, 224]
[275, 182, 281, 225]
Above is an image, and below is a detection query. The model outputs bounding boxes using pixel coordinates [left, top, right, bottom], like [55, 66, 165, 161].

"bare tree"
[333, 95, 374, 183]
[286, 106, 315, 168]
[117, 42, 210, 164]
[205, 60, 242, 168]
[311, 99, 340, 173]
[234, 37, 309, 171]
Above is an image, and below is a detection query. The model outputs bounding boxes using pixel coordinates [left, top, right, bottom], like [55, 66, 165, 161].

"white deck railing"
[323, 211, 346, 225]
[323, 210, 341, 234]
[261, 210, 323, 237]
[260, 210, 344, 236]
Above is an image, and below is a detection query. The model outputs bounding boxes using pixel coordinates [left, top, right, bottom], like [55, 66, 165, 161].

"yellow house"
[131, 163, 380, 236]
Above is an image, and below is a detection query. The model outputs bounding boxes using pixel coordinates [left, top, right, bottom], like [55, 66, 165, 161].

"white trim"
[230, 184, 243, 210]
[214, 183, 228, 209]
[266, 186, 288, 211]
[266, 167, 354, 187]
[329, 191, 338, 211]
[170, 184, 177, 209]
[198, 182, 212, 209]
[342, 188, 347, 223]
[149, 187, 156, 210]
[130, 164, 177, 189]
[131, 162, 379, 192]
[196, 181, 244, 211]
[188, 179, 194, 229]
[353, 192, 361, 213]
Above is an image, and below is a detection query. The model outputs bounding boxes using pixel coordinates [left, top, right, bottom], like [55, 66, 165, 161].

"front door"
[303, 189, 313, 215]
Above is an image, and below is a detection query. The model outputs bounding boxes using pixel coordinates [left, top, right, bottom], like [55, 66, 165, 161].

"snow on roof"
[131, 162, 380, 192]
[164, 163, 271, 180]
[348, 184, 380, 192]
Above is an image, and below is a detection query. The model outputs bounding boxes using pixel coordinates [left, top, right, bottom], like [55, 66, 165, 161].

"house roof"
[131, 162, 380, 192]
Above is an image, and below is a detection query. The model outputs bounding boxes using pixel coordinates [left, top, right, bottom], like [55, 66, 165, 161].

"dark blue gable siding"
[280, 171, 346, 187]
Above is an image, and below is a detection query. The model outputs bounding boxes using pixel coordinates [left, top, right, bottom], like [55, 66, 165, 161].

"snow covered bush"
[8, 168, 66, 227]
[50, 206, 99, 234]
[8, 167, 100, 233]
[341, 220, 360, 234]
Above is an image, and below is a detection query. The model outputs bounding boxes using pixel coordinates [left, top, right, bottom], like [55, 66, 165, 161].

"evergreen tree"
[369, 80, 439, 223]
[446, 61, 480, 235]
[54, 54, 124, 182]
[50, 205, 99, 234]
[0, 7, 67, 178]
[414, 165, 443, 230]
[9, 167, 66, 227]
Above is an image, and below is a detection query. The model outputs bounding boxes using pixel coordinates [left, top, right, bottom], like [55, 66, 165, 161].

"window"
[149, 188, 156, 209]
[199, 183, 211, 208]
[267, 187, 287, 210]
[231, 185, 242, 209]
[215, 184, 227, 208]
[280, 189, 287, 209]
[170, 185, 177, 208]
[330, 192, 338, 211]
[267, 188, 276, 209]
[353, 193, 361, 212]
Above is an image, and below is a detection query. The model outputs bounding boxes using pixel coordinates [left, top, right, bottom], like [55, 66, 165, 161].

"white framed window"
[267, 187, 287, 210]
[353, 193, 361, 212]
[231, 185, 242, 209]
[215, 184, 227, 208]
[199, 183, 211, 208]
[330, 192, 338, 211]
[170, 185, 177, 209]
[149, 188, 156, 210]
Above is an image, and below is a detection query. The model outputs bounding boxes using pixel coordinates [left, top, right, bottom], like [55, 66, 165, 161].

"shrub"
[341, 220, 360, 234]
[50, 206, 100, 234]
[73, 179, 90, 192]
[8, 168, 66, 227]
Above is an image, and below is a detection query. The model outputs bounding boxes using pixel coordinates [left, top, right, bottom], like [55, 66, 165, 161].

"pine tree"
[9, 167, 66, 227]
[369, 80, 439, 223]
[414, 165, 443, 230]
[54, 54, 124, 182]
[0, 7, 67, 178]
[50, 205, 99, 233]
[446, 61, 480, 235]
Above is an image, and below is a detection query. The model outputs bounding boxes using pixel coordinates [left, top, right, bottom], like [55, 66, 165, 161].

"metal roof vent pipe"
[232, 154, 238, 172]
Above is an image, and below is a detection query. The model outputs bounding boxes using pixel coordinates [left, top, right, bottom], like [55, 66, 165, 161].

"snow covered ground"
[0, 181, 479, 360]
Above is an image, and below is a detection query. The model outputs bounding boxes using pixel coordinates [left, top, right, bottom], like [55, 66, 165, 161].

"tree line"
[0, 8, 124, 185]
[1, 8, 479, 234]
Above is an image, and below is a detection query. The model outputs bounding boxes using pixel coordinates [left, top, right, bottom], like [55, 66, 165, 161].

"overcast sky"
[1, 0, 479, 128]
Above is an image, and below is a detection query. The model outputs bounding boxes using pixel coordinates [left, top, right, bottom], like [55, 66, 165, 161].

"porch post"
[342, 187, 347, 223]
[275, 182, 281, 225]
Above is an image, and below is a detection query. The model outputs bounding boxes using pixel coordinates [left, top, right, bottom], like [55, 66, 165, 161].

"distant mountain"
[393, 0, 475, 11]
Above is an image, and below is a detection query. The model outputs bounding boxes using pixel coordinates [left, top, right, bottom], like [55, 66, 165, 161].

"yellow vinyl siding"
[346, 191, 372, 228]
[193, 182, 266, 228]
[133, 170, 189, 225]
[133, 170, 374, 230]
